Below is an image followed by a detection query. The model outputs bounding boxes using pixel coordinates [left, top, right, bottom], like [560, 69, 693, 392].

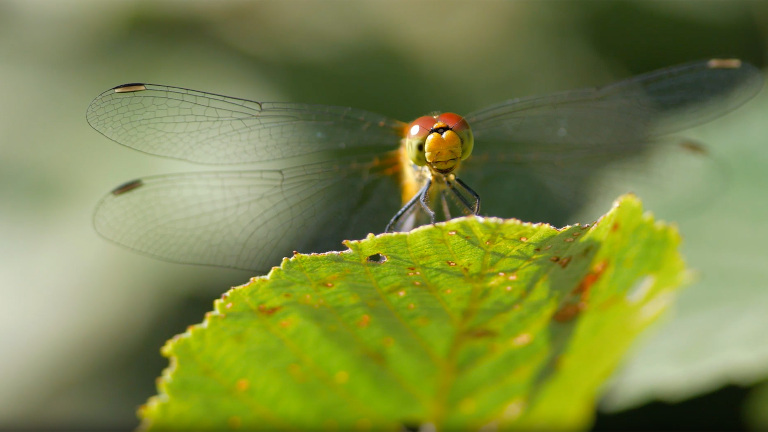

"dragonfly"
[87, 58, 762, 271]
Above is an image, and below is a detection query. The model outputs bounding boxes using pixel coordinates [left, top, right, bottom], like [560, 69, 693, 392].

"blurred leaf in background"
[0, 0, 766, 430]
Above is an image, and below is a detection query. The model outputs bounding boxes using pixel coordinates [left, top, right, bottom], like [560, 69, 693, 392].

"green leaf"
[139, 195, 687, 431]
[598, 92, 768, 410]
[745, 379, 768, 429]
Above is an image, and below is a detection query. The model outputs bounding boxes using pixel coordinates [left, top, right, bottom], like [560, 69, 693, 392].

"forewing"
[86, 83, 405, 165]
[467, 59, 762, 148]
[461, 59, 762, 224]
[94, 158, 403, 271]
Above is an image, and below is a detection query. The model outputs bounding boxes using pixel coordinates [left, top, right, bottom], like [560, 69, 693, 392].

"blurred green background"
[1, 0, 767, 429]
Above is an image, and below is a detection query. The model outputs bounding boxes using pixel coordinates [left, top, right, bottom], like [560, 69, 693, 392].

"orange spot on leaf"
[467, 328, 497, 338]
[358, 314, 371, 328]
[236, 378, 249, 392]
[554, 261, 608, 322]
[257, 304, 282, 316]
[553, 302, 587, 322]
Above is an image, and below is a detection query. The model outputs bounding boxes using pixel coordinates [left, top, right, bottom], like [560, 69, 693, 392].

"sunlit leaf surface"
[140, 195, 686, 430]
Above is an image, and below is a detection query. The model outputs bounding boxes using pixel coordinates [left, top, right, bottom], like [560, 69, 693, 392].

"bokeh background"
[2, 0, 768, 429]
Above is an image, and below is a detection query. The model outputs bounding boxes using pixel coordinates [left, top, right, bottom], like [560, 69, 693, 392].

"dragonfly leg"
[440, 189, 453, 220]
[418, 177, 436, 224]
[448, 177, 481, 215]
[385, 179, 431, 232]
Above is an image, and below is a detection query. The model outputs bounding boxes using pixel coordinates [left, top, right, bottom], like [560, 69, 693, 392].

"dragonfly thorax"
[405, 112, 474, 175]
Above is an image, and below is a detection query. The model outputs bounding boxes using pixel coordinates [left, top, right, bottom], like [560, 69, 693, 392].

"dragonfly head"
[405, 113, 474, 174]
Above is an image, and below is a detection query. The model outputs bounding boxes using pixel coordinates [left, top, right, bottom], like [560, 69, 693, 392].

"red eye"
[407, 116, 437, 139]
[437, 112, 468, 131]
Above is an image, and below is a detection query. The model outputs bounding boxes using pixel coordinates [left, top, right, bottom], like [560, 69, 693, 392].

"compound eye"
[437, 113, 469, 131]
[436, 112, 474, 161]
[405, 115, 437, 166]
[407, 116, 437, 139]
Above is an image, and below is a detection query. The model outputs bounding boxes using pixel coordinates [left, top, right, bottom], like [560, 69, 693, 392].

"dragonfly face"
[87, 59, 763, 271]
[390, 113, 480, 233]
[405, 113, 474, 175]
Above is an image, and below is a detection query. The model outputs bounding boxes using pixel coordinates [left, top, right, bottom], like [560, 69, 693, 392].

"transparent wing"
[461, 59, 763, 224]
[467, 59, 762, 147]
[94, 158, 403, 271]
[86, 83, 406, 165]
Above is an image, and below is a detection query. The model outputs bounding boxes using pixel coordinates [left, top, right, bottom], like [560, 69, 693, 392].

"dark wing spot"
[111, 179, 144, 195]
